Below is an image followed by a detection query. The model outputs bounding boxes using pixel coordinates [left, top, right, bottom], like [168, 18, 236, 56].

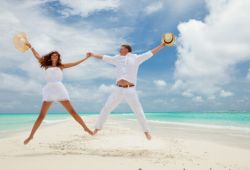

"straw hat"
[13, 32, 30, 52]
[162, 33, 176, 46]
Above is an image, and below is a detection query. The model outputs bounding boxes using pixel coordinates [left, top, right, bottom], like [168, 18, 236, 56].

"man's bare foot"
[24, 136, 33, 145]
[144, 132, 152, 140]
[93, 129, 99, 135]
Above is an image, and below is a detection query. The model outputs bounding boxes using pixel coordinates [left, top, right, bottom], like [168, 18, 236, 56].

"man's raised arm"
[136, 43, 166, 64]
[87, 52, 117, 65]
[87, 52, 103, 60]
[151, 43, 166, 55]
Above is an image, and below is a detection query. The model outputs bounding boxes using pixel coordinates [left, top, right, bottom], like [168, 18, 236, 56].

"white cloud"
[144, 1, 163, 15]
[208, 95, 216, 100]
[166, 0, 204, 14]
[220, 90, 233, 97]
[192, 96, 204, 103]
[181, 90, 193, 97]
[175, 0, 250, 97]
[57, 0, 120, 17]
[104, 0, 204, 21]
[0, 73, 41, 94]
[64, 83, 115, 105]
[153, 79, 167, 88]
[171, 79, 183, 90]
[66, 84, 101, 102]
[98, 84, 115, 93]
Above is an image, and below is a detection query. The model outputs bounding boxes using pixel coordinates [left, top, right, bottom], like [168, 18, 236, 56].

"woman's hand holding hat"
[13, 32, 30, 52]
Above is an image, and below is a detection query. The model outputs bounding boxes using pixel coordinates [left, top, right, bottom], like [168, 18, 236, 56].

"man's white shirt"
[102, 51, 154, 85]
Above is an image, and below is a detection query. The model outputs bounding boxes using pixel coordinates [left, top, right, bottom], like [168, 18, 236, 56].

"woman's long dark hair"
[40, 51, 62, 69]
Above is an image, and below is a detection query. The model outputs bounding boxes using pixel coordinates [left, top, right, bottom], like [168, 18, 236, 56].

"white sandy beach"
[0, 115, 249, 170]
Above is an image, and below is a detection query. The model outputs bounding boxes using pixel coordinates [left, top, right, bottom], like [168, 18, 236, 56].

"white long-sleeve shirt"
[102, 51, 154, 85]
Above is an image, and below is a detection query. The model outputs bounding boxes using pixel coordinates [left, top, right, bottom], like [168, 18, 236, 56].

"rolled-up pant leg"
[125, 88, 149, 132]
[95, 87, 123, 130]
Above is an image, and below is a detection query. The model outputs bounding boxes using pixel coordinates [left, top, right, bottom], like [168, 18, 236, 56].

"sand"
[0, 115, 249, 170]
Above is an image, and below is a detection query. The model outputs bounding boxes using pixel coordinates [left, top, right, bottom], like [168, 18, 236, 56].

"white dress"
[42, 67, 70, 102]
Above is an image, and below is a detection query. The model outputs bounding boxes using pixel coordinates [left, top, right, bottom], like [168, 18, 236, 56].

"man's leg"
[125, 88, 151, 140]
[94, 87, 123, 134]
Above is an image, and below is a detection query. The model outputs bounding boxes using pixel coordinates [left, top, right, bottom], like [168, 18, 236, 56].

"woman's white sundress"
[42, 67, 70, 102]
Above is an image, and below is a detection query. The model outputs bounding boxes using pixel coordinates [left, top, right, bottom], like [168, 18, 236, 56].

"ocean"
[0, 112, 250, 137]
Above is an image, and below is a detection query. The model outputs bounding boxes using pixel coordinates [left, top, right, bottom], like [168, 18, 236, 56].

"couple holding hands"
[21, 33, 175, 144]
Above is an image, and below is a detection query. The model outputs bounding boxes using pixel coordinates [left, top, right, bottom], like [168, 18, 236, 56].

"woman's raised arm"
[62, 55, 90, 69]
[26, 42, 42, 61]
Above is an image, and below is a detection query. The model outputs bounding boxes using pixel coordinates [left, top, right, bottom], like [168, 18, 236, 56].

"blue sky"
[0, 0, 250, 113]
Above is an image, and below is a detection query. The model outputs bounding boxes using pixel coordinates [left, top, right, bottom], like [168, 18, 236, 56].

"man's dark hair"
[121, 44, 132, 52]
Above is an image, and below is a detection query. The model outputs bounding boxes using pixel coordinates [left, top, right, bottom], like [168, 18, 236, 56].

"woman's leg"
[24, 101, 53, 145]
[59, 100, 93, 136]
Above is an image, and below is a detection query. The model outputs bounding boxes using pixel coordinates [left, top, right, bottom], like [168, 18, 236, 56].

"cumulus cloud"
[153, 79, 167, 89]
[220, 90, 233, 97]
[171, 79, 183, 90]
[0, 73, 41, 94]
[174, 0, 250, 98]
[56, 0, 120, 17]
[144, 1, 163, 15]
[192, 96, 204, 103]
[181, 90, 193, 97]
[98, 84, 115, 93]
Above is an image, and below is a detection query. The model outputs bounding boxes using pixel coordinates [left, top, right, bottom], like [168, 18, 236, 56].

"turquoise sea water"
[0, 112, 250, 137]
[0, 113, 70, 137]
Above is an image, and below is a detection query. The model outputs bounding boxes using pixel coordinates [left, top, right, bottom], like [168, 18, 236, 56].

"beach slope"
[0, 116, 249, 170]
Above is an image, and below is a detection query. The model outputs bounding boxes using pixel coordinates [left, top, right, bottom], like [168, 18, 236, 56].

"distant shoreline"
[1, 112, 250, 139]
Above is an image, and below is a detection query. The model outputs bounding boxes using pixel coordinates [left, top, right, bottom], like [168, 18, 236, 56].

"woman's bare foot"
[24, 136, 33, 145]
[84, 128, 94, 136]
[144, 132, 152, 140]
[93, 129, 99, 135]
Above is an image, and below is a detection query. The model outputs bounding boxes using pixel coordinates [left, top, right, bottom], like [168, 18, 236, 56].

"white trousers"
[95, 86, 149, 132]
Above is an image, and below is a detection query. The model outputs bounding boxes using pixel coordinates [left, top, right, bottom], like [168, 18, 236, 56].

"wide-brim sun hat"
[13, 32, 29, 52]
[162, 33, 176, 46]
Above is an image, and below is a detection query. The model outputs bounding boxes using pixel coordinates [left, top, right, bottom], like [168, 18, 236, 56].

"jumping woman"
[23, 42, 93, 145]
